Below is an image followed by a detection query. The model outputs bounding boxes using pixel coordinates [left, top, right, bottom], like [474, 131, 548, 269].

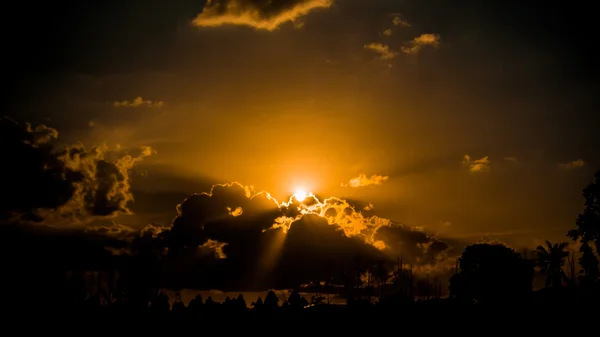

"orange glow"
[293, 189, 308, 202]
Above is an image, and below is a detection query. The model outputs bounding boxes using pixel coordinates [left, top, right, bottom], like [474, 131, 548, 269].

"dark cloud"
[0, 116, 152, 225]
[374, 225, 454, 267]
[0, 117, 460, 291]
[159, 182, 456, 289]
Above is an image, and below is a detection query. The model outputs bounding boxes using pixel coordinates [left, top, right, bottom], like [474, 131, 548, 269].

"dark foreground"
[10, 290, 600, 325]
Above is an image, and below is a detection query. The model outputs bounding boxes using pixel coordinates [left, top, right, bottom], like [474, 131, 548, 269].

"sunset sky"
[5, 0, 600, 269]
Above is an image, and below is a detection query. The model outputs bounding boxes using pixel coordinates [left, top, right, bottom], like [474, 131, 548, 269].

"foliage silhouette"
[578, 242, 599, 287]
[535, 240, 569, 288]
[449, 243, 534, 305]
[568, 170, 600, 255]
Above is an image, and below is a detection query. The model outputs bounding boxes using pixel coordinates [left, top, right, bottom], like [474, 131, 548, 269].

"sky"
[3, 0, 600, 290]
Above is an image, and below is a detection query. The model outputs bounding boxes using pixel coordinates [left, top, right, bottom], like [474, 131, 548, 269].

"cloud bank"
[0, 116, 153, 226]
[1, 118, 458, 291]
[161, 181, 456, 289]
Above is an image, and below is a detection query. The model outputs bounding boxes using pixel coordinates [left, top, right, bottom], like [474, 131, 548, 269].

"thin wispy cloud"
[462, 155, 491, 173]
[113, 97, 164, 108]
[342, 173, 389, 187]
[364, 42, 397, 60]
[401, 33, 441, 54]
[558, 159, 585, 170]
[382, 29, 392, 36]
[392, 16, 411, 27]
[191, 0, 333, 31]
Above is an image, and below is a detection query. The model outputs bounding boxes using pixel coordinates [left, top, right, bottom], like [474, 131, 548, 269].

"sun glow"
[293, 189, 307, 202]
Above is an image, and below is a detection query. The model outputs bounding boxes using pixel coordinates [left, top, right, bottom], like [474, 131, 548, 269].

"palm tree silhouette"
[535, 240, 569, 288]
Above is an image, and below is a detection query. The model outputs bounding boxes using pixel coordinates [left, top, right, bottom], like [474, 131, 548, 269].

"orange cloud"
[113, 96, 164, 108]
[199, 239, 228, 259]
[392, 16, 411, 27]
[462, 155, 491, 173]
[191, 0, 333, 31]
[227, 206, 244, 216]
[363, 42, 397, 60]
[382, 29, 392, 36]
[558, 159, 585, 170]
[401, 33, 441, 54]
[341, 173, 389, 187]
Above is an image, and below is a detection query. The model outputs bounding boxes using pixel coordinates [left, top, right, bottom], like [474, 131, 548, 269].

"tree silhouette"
[235, 293, 247, 311]
[171, 294, 186, 315]
[578, 242, 599, 287]
[374, 260, 388, 301]
[535, 240, 569, 288]
[287, 290, 309, 309]
[263, 290, 279, 311]
[204, 295, 218, 312]
[251, 297, 264, 311]
[149, 291, 170, 314]
[568, 170, 600, 256]
[449, 243, 533, 305]
[188, 294, 203, 313]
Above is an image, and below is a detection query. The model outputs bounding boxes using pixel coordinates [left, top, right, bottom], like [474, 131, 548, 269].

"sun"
[293, 189, 307, 202]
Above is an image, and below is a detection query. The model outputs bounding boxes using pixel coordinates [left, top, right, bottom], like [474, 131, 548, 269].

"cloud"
[504, 156, 519, 163]
[462, 155, 491, 173]
[84, 222, 138, 241]
[0, 117, 153, 226]
[113, 97, 164, 108]
[382, 29, 392, 36]
[199, 239, 228, 259]
[401, 33, 441, 54]
[162, 182, 455, 289]
[364, 42, 397, 60]
[341, 173, 389, 187]
[374, 225, 452, 266]
[227, 206, 244, 217]
[0, 119, 456, 290]
[191, 0, 333, 31]
[392, 16, 411, 27]
[558, 159, 585, 170]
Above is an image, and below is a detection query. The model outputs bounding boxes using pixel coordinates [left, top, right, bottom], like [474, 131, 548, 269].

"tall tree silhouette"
[568, 170, 600, 256]
[263, 290, 279, 312]
[535, 241, 569, 288]
[287, 290, 309, 310]
[449, 243, 533, 305]
[578, 242, 599, 287]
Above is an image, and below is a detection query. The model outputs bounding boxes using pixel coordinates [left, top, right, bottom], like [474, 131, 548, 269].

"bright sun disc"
[294, 190, 307, 202]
